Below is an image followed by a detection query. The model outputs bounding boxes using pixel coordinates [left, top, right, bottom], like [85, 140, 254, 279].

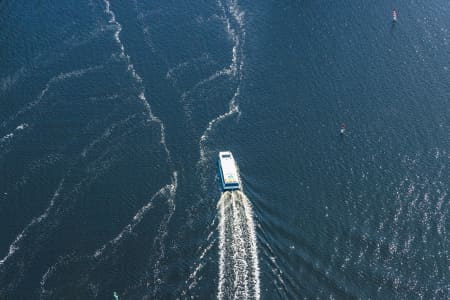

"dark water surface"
[1, 0, 449, 298]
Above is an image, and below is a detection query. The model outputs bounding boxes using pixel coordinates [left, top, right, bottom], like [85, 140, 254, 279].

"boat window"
[222, 154, 231, 158]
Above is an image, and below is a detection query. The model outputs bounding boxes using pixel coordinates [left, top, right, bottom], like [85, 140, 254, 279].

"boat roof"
[219, 151, 239, 184]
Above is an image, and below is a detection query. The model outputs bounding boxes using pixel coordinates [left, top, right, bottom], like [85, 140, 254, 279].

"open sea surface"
[1, 0, 449, 298]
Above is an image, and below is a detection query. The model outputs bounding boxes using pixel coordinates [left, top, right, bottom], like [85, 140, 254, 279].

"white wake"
[103, 0, 171, 162]
[217, 190, 260, 300]
[93, 172, 177, 259]
[198, 0, 245, 165]
[1, 66, 102, 129]
[102, 2, 179, 295]
[0, 179, 64, 268]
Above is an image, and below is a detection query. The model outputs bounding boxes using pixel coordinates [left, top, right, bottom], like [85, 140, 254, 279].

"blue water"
[1, 0, 449, 298]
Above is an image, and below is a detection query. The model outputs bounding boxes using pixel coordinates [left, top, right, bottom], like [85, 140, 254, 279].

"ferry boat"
[218, 151, 241, 191]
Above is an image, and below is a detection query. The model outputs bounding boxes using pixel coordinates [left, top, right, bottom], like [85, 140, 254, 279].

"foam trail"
[258, 236, 288, 297]
[0, 123, 29, 145]
[102, 5, 181, 289]
[39, 253, 76, 297]
[217, 191, 260, 299]
[181, 67, 232, 103]
[167, 61, 190, 81]
[41, 171, 177, 296]
[152, 172, 178, 296]
[217, 192, 228, 299]
[81, 114, 137, 158]
[199, 87, 240, 163]
[179, 1, 245, 132]
[180, 67, 233, 123]
[2, 121, 133, 287]
[40, 263, 53, 295]
[102, 0, 171, 163]
[184, 237, 217, 292]
[131, 0, 173, 70]
[239, 192, 260, 298]
[181, 218, 218, 295]
[166, 53, 213, 82]
[94, 172, 177, 259]
[198, 0, 245, 165]
[40, 1, 180, 288]
[0, 179, 64, 268]
[231, 192, 249, 298]
[1, 66, 102, 129]
[40, 177, 178, 296]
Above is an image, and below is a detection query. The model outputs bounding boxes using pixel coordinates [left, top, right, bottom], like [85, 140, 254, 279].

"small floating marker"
[340, 122, 346, 135]
[392, 9, 398, 22]
[113, 291, 119, 300]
